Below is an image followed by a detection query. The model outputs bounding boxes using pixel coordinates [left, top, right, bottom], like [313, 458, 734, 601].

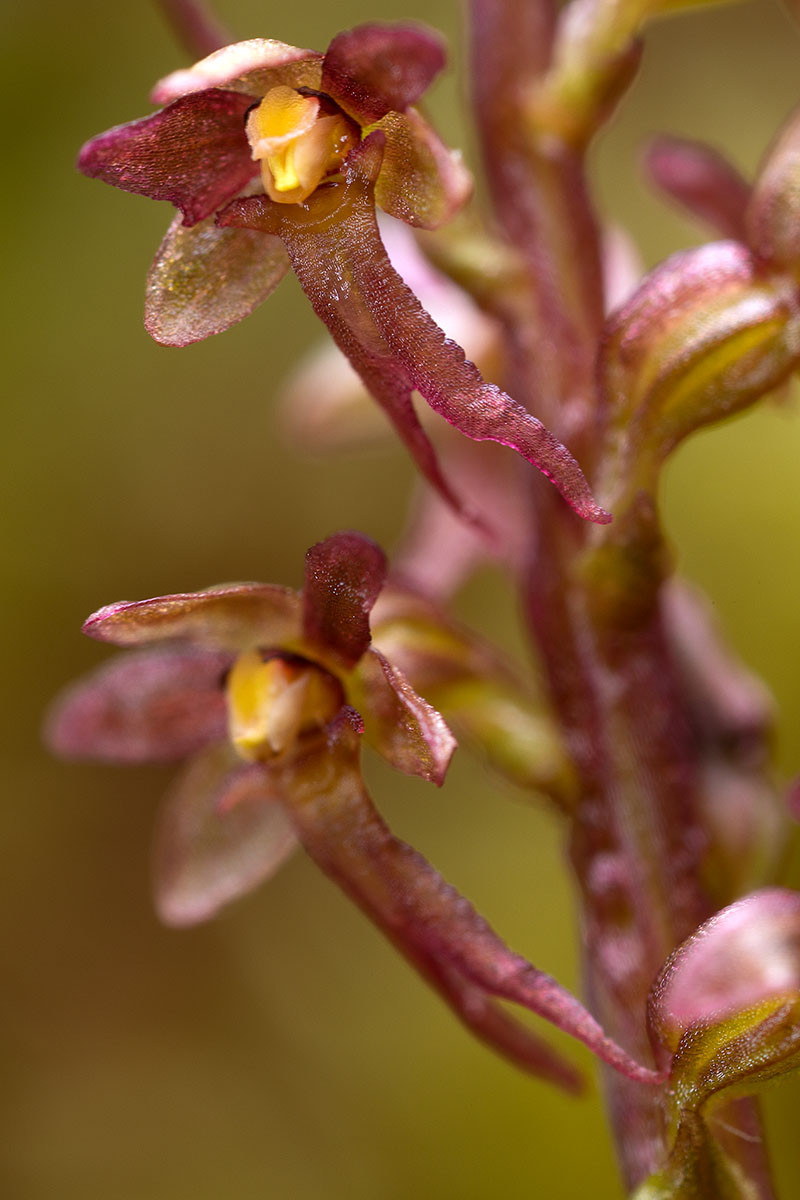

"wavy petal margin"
[82, 585, 303, 652]
[643, 135, 751, 240]
[220, 136, 610, 525]
[321, 23, 445, 123]
[78, 90, 257, 227]
[145, 212, 290, 346]
[45, 645, 230, 763]
[302, 532, 386, 668]
[153, 743, 298, 925]
[152, 39, 323, 104]
[278, 716, 660, 1084]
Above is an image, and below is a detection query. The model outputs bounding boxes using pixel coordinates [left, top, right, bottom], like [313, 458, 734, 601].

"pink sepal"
[45, 645, 230, 763]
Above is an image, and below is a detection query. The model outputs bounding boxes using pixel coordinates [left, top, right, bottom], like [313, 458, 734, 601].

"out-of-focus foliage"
[3, 0, 800, 1197]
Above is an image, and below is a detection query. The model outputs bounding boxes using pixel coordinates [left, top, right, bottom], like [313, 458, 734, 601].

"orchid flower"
[77, 24, 609, 528]
[47, 530, 665, 1093]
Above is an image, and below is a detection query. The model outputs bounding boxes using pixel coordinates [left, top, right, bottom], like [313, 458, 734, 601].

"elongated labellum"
[277, 713, 660, 1082]
[220, 136, 610, 525]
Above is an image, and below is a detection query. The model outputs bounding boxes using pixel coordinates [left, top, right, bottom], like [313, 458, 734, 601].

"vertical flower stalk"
[467, 0, 789, 1193]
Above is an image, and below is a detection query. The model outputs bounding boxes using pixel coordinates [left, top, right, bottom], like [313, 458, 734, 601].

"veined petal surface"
[154, 743, 298, 926]
[321, 23, 445, 123]
[46, 645, 230, 762]
[78, 90, 257, 227]
[152, 39, 323, 104]
[146, 212, 290, 346]
[83, 585, 303, 652]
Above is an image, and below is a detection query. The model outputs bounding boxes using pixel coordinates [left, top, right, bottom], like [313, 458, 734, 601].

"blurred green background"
[4, 0, 800, 1196]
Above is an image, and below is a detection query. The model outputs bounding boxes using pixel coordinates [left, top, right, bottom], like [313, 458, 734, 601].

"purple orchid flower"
[77, 24, 609, 528]
[47, 531, 665, 1094]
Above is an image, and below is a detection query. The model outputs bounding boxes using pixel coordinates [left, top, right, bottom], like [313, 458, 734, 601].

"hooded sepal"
[220, 136, 609, 525]
[153, 742, 298, 926]
[151, 38, 323, 104]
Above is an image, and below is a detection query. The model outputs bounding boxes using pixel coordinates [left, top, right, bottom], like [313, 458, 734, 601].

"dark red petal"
[643, 135, 751, 240]
[301, 532, 387, 668]
[220, 136, 609, 525]
[145, 212, 290, 346]
[351, 648, 456, 784]
[83, 584, 302, 650]
[321, 23, 445, 123]
[77, 90, 257, 227]
[153, 744, 298, 926]
[45, 646, 230, 763]
[278, 719, 660, 1083]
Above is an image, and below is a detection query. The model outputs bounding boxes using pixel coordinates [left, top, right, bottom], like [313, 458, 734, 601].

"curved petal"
[83, 585, 303, 652]
[145, 211, 290, 346]
[642, 135, 751, 241]
[373, 108, 472, 230]
[45, 645, 230, 763]
[302, 532, 386, 668]
[220, 136, 610, 525]
[350, 648, 456, 784]
[152, 39, 323, 104]
[321, 23, 445, 123]
[78, 90, 257, 227]
[153, 743, 298, 926]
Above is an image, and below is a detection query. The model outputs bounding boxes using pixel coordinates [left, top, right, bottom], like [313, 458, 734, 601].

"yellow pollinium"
[246, 85, 358, 204]
[226, 650, 342, 762]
